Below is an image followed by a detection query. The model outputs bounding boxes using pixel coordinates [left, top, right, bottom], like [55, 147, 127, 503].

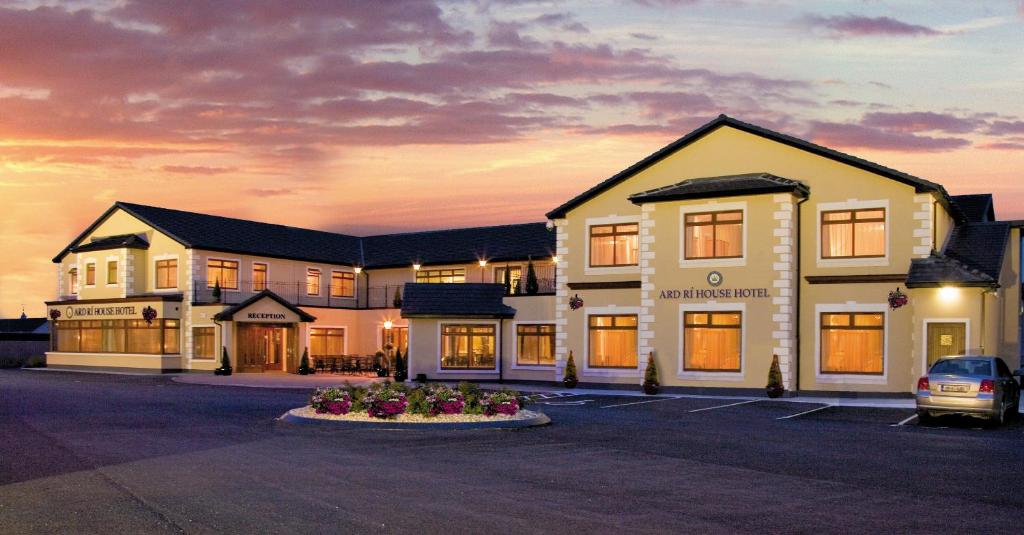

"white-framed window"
[437, 322, 499, 373]
[416, 268, 465, 283]
[677, 302, 746, 381]
[84, 260, 97, 287]
[494, 265, 523, 293]
[512, 321, 556, 368]
[106, 257, 118, 286]
[679, 201, 747, 268]
[191, 325, 216, 360]
[814, 303, 888, 385]
[309, 326, 348, 358]
[306, 268, 321, 296]
[816, 200, 889, 267]
[252, 262, 268, 292]
[330, 270, 355, 298]
[582, 306, 642, 376]
[154, 256, 178, 290]
[206, 258, 240, 290]
[68, 267, 79, 295]
[584, 215, 641, 275]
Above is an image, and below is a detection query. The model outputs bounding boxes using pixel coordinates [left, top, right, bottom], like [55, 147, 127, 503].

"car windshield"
[930, 358, 992, 377]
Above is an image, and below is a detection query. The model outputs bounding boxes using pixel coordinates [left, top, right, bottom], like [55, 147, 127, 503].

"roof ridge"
[364, 221, 548, 239]
[117, 201, 362, 240]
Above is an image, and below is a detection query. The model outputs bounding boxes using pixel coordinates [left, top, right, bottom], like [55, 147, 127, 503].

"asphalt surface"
[1, 370, 1022, 534]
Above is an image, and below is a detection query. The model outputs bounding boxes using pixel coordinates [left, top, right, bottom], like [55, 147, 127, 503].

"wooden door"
[926, 322, 966, 368]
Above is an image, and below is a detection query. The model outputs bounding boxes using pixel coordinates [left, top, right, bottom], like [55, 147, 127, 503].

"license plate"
[941, 384, 969, 393]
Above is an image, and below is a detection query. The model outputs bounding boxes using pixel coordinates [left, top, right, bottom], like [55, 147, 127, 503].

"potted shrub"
[563, 351, 578, 388]
[392, 286, 402, 308]
[297, 347, 312, 375]
[211, 280, 222, 303]
[642, 352, 659, 395]
[503, 265, 512, 295]
[375, 350, 388, 377]
[214, 346, 232, 376]
[393, 348, 408, 382]
[766, 354, 784, 398]
[525, 258, 539, 295]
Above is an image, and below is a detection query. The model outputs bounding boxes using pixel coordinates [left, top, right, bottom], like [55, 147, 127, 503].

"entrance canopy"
[213, 290, 317, 323]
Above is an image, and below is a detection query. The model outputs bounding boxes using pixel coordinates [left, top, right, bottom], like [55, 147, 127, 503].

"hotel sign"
[63, 305, 139, 319]
[659, 271, 771, 300]
[246, 312, 287, 320]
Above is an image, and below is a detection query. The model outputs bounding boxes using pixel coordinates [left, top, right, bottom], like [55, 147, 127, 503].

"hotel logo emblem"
[707, 271, 723, 287]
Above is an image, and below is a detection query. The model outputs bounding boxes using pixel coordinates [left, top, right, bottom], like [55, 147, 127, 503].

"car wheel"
[988, 403, 1006, 428]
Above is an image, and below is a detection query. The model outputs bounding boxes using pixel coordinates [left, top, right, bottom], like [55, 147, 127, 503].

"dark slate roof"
[0, 317, 49, 334]
[906, 253, 996, 288]
[950, 194, 994, 223]
[547, 114, 958, 220]
[54, 202, 555, 268]
[71, 233, 149, 254]
[629, 173, 809, 204]
[213, 290, 317, 322]
[401, 283, 517, 318]
[942, 222, 1009, 281]
[361, 223, 553, 269]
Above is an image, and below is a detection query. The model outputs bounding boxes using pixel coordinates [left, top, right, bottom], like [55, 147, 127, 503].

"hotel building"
[46, 115, 1023, 394]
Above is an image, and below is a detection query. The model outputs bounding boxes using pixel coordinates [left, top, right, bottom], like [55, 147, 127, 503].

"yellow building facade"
[46, 115, 1022, 394]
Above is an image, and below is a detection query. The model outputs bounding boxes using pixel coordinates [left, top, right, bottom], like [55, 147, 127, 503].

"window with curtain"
[106, 260, 118, 285]
[330, 271, 355, 297]
[821, 208, 885, 258]
[415, 268, 465, 283]
[192, 327, 215, 359]
[589, 223, 639, 267]
[441, 324, 496, 369]
[684, 211, 743, 259]
[156, 259, 177, 289]
[588, 315, 638, 368]
[207, 259, 239, 289]
[517, 324, 555, 366]
[494, 266, 523, 293]
[684, 312, 742, 372]
[306, 268, 321, 296]
[310, 328, 346, 358]
[86, 263, 96, 286]
[820, 312, 884, 374]
[69, 268, 78, 295]
[252, 263, 267, 291]
[163, 320, 180, 354]
[54, 319, 178, 354]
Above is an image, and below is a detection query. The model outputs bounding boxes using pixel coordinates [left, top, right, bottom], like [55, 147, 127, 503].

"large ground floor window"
[588, 315, 637, 368]
[516, 324, 555, 366]
[54, 319, 180, 354]
[192, 327, 215, 359]
[441, 324, 495, 370]
[820, 312, 884, 375]
[683, 311, 741, 372]
[310, 328, 346, 358]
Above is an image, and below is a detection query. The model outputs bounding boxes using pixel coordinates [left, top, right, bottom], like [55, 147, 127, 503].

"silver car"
[916, 356, 1021, 426]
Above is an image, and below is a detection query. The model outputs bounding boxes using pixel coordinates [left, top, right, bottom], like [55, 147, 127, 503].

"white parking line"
[891, 414, 919, 427]
[687, 399, 759, 413]
[776, 404, 832, 420]
[600, 397, 682, 409]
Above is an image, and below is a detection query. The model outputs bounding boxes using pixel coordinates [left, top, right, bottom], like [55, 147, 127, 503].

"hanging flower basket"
[888, 287, 908, 310]
[49, 309, 61, 321]
[142, 306, 158, 325]
[568, 294, 584, 310]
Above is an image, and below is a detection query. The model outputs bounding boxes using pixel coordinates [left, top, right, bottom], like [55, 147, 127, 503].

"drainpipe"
[498, 317, 505, 384]
[794, 195, 809, 393]
[979, 288, 987, 354]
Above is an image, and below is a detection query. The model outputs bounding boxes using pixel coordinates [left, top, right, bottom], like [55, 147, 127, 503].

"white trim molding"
[678, 200, 748, 269]
[583, 214, 641, 275]
[814, 302, 889, 385]
[435, 320, 501, 375]
[815, 199, 891, 268]
[677, 302, 747, 382]
[582, 305, 642, 378]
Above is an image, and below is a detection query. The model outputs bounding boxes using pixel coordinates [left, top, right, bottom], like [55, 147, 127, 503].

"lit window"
[588, 315, 638, 368]
[441, 324, 496, 369]
[107, 260, 118, 285]
[330, 271, 355, 298]
[207, 259, 239, 289]
[685, 211, 743, 259]
[589, 224, 639, 267]
[306, 268, 321, 296]
[683, 312, 741, 372]
[85, 263, 96, 286]
[516, 324, 555, 366]
[252, 263, 267, 291]
[310, 328, 346, 358]
[192, 327, 215, 359]
[820, 312, 884, 374]
[415, 268, 465, 283]
[155, 259, 177, 289]
[54, 319, 178, 355]
[69, 268, 78, 295]
[495, 266, 523, 293]
[822, 209, 885, 258]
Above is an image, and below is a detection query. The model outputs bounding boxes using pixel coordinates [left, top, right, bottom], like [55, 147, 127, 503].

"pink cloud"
[808, 122, 970, 152]
[860, 112, 984, 134]
[799, 14, 941, 38]
[987, 120, 1024, 136]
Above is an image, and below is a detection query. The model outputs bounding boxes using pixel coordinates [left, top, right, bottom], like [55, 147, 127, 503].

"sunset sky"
[2, 0, 1023, 317]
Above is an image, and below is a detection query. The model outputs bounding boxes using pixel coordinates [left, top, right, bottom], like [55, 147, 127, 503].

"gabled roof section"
[212, 290, 317, 322]
[942, 221, 1010, 281]
[361, 223, 553, 269]
[70, 233, 149, 254]
[401, 283, 517, 318]
[547, 114, 958, 220]
[950, 194, 994, 223]
[629, 173, 809, 204]
[906, 252, 997, 288]
[0, 317, 49, 334]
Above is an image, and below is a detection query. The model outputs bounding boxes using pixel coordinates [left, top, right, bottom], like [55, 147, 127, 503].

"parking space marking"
[776, 404, 832, 420]
[536, 399, 594, 406]
[687, 399, 759, 413]
[891, 414, 919, 427]
[600, 397, 682, 409]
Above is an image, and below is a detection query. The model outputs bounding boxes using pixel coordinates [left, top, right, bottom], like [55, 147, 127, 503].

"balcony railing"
[193, 279, 358, 308]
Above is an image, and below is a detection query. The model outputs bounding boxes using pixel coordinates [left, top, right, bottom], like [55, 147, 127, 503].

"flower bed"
[295, 381, 542, 425]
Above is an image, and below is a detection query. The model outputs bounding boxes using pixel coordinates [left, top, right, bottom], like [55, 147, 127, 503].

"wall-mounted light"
[412, 263, 421, 271]
[478, 259, 488, 267]
[383, 319, 393, 330]
[354, 266, 362, 274]
[552, 255, 560, 264]
[939, 285, 959, 302]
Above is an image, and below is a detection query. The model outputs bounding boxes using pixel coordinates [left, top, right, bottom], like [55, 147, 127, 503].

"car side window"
[995, 358, 1012, 378]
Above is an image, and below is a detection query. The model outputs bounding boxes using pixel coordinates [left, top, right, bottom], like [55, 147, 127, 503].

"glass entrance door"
[238, 324, 289, 372]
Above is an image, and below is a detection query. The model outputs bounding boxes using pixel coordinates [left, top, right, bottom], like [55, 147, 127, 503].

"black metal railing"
[193, 279, 358, 308]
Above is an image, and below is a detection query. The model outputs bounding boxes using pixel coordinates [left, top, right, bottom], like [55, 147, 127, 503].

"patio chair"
[314, 358, 327, 374]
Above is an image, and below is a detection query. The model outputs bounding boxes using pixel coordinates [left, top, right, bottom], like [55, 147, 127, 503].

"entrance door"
[926, 322, 967, 368]
[238, 324, 287, 372]
[382, 326, 408, 354]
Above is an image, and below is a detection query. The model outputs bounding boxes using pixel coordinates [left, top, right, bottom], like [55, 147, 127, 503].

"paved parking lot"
[2, 370, 1022, 534]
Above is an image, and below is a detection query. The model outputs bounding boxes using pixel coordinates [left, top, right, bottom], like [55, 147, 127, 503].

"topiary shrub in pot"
[766, 354, 784, 398]
[525, 258, 539, 295]
[563, 350, 578, 388]
[642, 352, 659, 395]
[297, 347, 312, 375]
[214, 346, 232, 376]
[392, 286, 402, 308]
[211, 280, 222, 303]
[393, 348, 408, 382]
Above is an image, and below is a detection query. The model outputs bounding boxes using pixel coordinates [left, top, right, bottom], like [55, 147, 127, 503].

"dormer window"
[69, 268, 78, 295]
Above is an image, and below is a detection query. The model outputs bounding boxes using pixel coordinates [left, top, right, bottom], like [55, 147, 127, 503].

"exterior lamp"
[412, 263, 421, 271]
[353, 266, 362, 274]
[552, 255, 560, 264]
[478, 259, 488, 267]
[939, 286, 959, 302]
[383, 319, 393, 330]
